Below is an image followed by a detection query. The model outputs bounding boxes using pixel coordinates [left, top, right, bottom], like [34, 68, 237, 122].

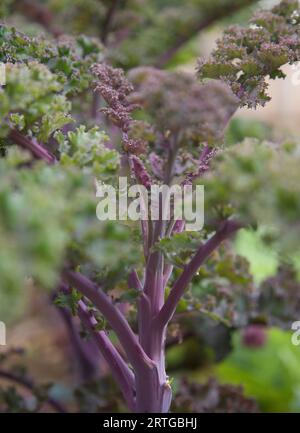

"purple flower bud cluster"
[130, 155, 152, 189]
[92, 63, 145, 154]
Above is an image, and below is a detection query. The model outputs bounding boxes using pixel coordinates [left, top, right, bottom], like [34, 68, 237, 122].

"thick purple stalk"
[133, 199, 173, 412]
[129, 220, 241, 412]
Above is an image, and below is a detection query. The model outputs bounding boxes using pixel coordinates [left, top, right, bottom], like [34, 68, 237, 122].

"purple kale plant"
[1, 0, 300, 414]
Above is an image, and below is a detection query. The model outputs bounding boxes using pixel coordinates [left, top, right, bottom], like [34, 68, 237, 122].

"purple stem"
[128, 269, 143, 292]
[57, 306, 100, 381]
[62, 269, 154, 374]
[53, 285, 102, 381]
[163, 219, 185, 288]
[154, 219, 242, 330]
[77, 300, 136, 411]
[9, 128, 56, 164]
